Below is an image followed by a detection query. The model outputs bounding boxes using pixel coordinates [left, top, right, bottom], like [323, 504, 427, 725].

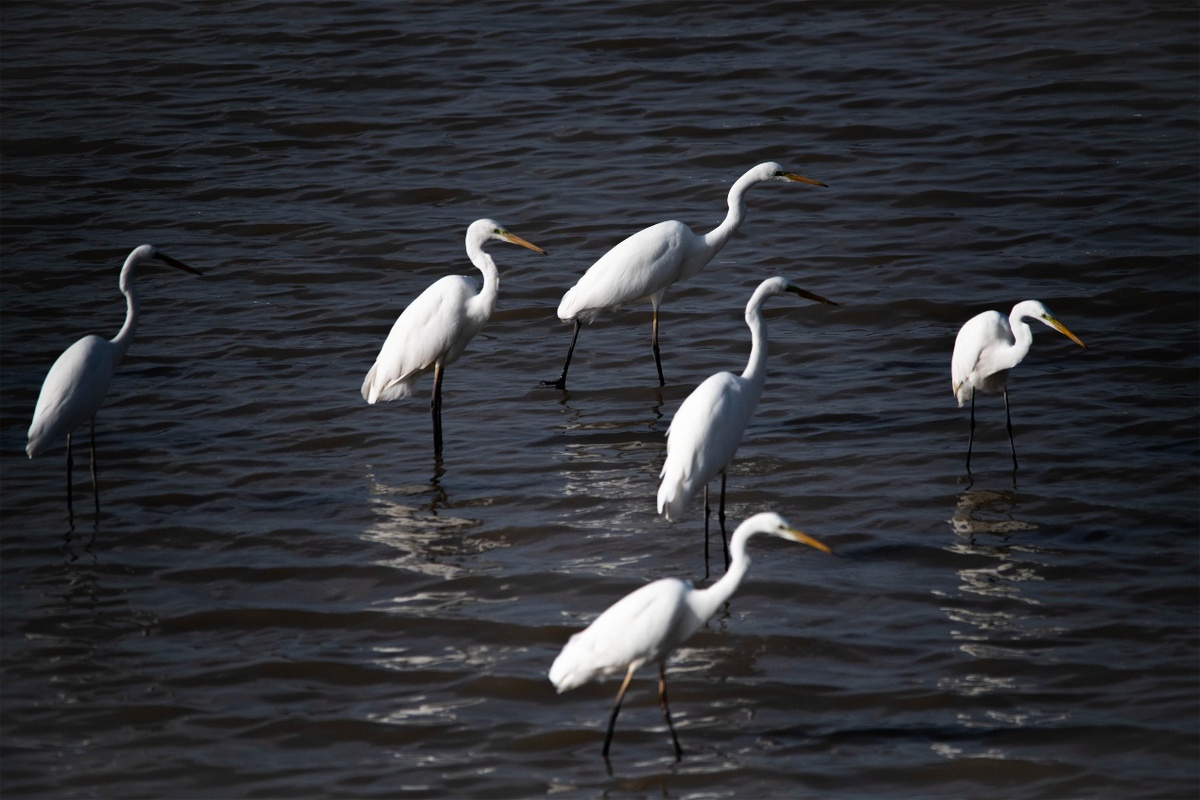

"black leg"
[657, 662, 682, 761]
[431, 363, 445, 455]
[966, 393, 976, 472]
[542, 319, 581, 391]
[651, 308, 665, 387]
[1004, 387, 1018, 472]
[718, 470, 729, 570]
[65, 431, 75, 525]
[603, 666, 637, 759]
[89, 418, 100, 518]
[702, 483, 712, 581]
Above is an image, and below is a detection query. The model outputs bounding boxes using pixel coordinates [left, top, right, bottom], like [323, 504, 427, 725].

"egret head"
[120, 245, 201, 290]
[748, 161, 827, 188]
[469, 218, 545, 255]
[741, 511, 833, 554]
[1013, 300, 1086, 349]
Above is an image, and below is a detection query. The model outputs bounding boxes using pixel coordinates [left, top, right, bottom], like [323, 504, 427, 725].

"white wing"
[657, 371, 752, 520]
[951, 310, 1013, 405]
[550, 578, 696, 693]
[557, 221, 693, 322]
[362, 275, 481, 404]
[27, 335, 115, 457]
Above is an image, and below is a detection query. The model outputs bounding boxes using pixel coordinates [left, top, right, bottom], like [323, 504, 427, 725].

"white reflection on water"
[934, 486, 1070, 755]
[361, 470, 488, 580]
[945, 488, 1042, 606]
[948, 488, 1039, 540]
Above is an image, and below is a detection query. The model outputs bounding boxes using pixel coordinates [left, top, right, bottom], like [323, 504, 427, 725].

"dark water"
[2, 1, 1197, 798]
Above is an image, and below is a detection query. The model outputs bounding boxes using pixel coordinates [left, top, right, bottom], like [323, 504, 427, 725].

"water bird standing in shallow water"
[951, 299, 1087, 471]
[549, 511, 832, 761]
[361, 219, 546, 455]
[542, 162, 826, 390]
[657, 277, 835, 575]
[26, 244, 203, 519]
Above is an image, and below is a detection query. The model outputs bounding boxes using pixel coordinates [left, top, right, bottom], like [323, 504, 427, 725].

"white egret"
[549, 511, 832, 760]
[951, 299, 1087, 471]
[26, 244, 202, 518]
[542, 162, 826, 390]
[361, 219, 545, 455]
[657, 277, 835, 574]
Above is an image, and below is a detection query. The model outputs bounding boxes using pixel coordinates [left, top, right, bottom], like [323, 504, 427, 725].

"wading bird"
[657, 277, 835, 574]
[361, 219, 545, 455]
[542, 162, 826, 390]
[951, 299, 1087, 471]
[549, 511, 832, 761]
[26, 244, 203, 520]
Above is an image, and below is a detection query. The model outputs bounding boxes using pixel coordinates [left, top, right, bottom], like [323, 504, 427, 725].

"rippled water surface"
[2, 2, 1197, 798]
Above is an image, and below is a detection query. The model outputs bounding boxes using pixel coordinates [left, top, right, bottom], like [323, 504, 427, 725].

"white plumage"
[657, 277, 835, 570]
[950, 299, 1086, 469]
[544, 162, 826, 389]
[26, 244, 201, 518]
[361, 218, 545, 453]
[549, 511, 832, 760]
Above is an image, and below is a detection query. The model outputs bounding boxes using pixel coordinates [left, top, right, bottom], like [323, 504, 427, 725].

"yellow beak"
[786, 528, 833, 555]
[1045, 315, 1086, 349]
[782, 172, 828, 188]
[501, 231, 546, 255]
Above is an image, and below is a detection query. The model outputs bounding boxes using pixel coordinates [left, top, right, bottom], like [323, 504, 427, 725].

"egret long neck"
[1001, 311, 1035, 371]
[690, 533, 753, 621]
[109, 271, 141, 367]
[701, 171, 757, 260]
[739, 293, 771, 392]
[469, 248, 500, 320]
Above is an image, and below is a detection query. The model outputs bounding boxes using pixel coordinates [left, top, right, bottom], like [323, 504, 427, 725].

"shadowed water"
[1, 1, 1197, 798]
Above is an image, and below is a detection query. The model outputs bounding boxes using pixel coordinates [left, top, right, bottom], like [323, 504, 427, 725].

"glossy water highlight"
[2, 1, 1196, 798]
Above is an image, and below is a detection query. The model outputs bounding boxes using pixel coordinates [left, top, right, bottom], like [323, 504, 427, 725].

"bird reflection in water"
[362, 463, 489, 581]
[937, 486, 1069, 746]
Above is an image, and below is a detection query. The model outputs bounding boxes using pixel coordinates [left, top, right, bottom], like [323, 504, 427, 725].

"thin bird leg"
[65, 431, 74, 524]
[603, 665, 638, 759]
[1004, 387, 1018, 472]
[657, 662, 683, 761]
[702, 483, 712, 580]
[651, 307, 665, 387]
[89, 418, 100, 518]
[718, 470, 729, 570]
[431, 363, 445, 455]
[966, 393, 976, 472]
[542, 319, 581, 391]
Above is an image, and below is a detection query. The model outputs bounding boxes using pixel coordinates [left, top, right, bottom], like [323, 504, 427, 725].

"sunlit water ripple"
[1, 2, 1196, 798]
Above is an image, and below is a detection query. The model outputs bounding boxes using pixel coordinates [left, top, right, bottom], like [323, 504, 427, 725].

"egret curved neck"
[471, 252, 500, 315]
[1000, 313, 1035, 371]
[702, 178, 753, 256]
[739, 307, 770, 390]
[109, 282, 140, 366]
[692, 553, 751, 621]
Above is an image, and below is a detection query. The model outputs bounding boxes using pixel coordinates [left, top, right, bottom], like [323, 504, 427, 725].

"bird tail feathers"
[362, 365, 413, 405]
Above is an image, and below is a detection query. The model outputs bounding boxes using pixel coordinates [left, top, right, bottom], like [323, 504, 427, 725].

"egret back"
[951, 310, 1016, 405]
[557, 220, 694, 322]
[657, 371, 754, 519]
[362, 275, 484, 404]
[27, 335, 116, 457]
[550, 578, 697, 693]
